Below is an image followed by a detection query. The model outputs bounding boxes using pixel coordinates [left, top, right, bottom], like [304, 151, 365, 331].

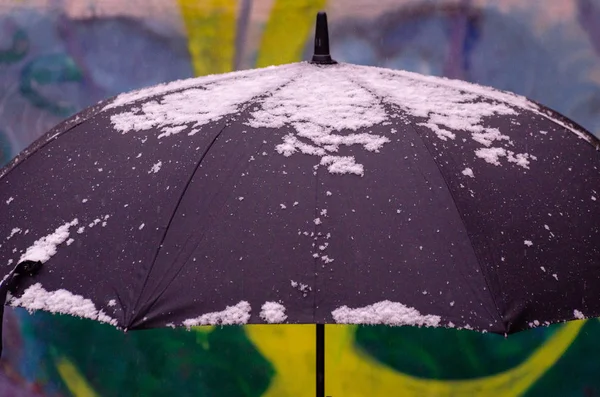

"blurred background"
[0, 0, 599, 396]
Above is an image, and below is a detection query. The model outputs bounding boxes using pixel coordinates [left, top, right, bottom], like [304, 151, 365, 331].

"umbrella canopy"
[1, 14, 599, 340]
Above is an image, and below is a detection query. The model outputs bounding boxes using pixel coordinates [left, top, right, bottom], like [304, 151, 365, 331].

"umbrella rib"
[527, 99, 600, 150]
[125, 120, 232, 327]
[345, 73, 507, 332]
[404, 120, 507, 331]
[131, 135, 273, 327]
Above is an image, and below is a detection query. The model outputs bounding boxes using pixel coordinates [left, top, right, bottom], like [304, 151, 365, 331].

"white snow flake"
[290, 280, 311, 297]
[260, 302, 287, 324]
[149, 161, 162, 174]
[461, 168, 474, 178]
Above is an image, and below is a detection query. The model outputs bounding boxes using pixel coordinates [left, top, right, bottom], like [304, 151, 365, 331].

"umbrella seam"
[130, 134, 272, 327]
[124, 120, 231, 327]
[345, 73, 507, 332]
[404, 120, 507, 332]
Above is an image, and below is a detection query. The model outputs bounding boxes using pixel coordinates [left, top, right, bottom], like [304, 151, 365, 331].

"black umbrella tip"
[311, 11, 337, 65]
[15, 260, 43, 276]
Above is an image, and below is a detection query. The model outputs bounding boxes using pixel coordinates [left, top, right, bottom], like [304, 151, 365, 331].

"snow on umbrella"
[0, 11, 599, 395]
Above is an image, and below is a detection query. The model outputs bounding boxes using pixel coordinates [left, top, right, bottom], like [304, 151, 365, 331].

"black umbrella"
[1, 11, 599, 396]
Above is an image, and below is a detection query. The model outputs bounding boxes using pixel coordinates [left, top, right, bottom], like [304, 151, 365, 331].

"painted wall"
[0, 0, 599, 396]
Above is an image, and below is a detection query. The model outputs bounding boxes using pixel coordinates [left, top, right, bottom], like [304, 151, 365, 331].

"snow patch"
[475, 147, 506, 166]
[332, 300, 441, 327]
[247, 66, 390, 176]
[320, 156, 364, 176]
[182, 301, 251, 328]
[9, 283, 117, 326]
[158, 125, 187, 139]
[108, 65, 298, 137]
[105, 64, 298, 110]
[352, 66, 536, 169]
[103, 62, 591, 181]
[354, 63, 592, 147]
[19, 219, 78, 263]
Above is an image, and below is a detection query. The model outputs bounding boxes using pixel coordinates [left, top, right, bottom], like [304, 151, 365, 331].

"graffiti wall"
[1, 0, 599, 396]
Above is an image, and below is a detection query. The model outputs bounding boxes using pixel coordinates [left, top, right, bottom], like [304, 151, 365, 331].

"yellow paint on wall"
[192, 325, 215, 334]
[178, 0, 237, 76]
[245, 324, 316, 397]
[55, 356, 98, 397]
[256, 0, 327, 67]
[326, 322, 585, 397]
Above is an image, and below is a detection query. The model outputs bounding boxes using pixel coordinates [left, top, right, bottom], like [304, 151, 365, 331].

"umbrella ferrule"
[311, 12, 337, 65]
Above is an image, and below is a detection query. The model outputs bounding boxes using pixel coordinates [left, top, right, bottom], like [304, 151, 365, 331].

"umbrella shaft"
[316, 323, 325, 397]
